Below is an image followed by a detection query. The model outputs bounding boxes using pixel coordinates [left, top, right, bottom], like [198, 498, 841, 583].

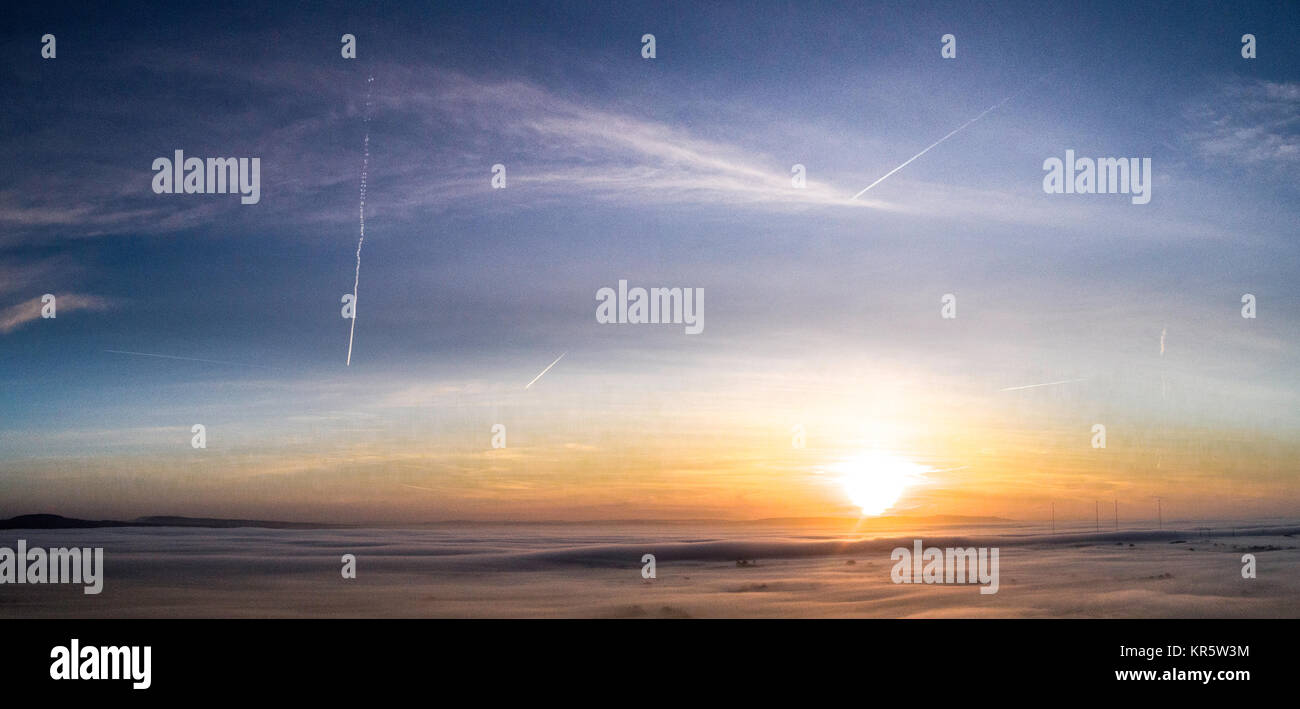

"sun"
[830, 451, 930, 517]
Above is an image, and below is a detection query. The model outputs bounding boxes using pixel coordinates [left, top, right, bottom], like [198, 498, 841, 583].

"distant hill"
[0, 514, 135, 530]
[0, 513, 333, 530]
[132, 516, 333, 529]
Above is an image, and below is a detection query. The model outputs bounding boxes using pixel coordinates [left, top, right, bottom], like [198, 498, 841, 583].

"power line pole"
[1114, 499, 1118, 531]
[1050, 502, 1055, 534]
[1095, 501, 1099, 532]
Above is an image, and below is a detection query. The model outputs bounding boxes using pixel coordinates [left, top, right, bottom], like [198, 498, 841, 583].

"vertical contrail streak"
[851, 74, 1053, 200]
[346, 75, 374, 366]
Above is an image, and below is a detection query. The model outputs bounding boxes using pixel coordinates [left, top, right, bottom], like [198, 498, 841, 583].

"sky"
[1, 1, 1298, 524]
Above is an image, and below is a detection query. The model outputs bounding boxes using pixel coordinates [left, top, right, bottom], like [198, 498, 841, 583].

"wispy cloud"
[0, 60, 876, 244]
[0, 257, 77, 298]
[1185, 79, 1300, 166]
[8, 54, 1277, 248]
[0, 293, 113, 334]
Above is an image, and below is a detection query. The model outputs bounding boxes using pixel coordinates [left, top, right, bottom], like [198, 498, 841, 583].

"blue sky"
[2, 1, 1298, 522]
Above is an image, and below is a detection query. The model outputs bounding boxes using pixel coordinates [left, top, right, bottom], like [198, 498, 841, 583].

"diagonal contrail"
[346, 75, 375, 367]
[103, 349, 275, 370]
[525, 352, 566, 389]
[851, 74, 1054, 200]
[998, 378, 1087, 392]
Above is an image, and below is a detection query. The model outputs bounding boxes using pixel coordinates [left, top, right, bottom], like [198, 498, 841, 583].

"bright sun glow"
[831, 451, 931, 517]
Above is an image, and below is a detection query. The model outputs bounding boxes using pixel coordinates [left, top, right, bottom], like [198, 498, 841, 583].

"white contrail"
[998, 378, 1087, 392]
[851, 74, 1053, 200]
[525, 352, 566, 389]
[346, 75, 375, 367]
[103, 349, 274, 369]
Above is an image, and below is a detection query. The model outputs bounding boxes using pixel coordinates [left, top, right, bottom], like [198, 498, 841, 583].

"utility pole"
[1095, 501, 1100, 532]
[1050, 502, 1055, 534]
[1114, 499, 1118, 531]
[1156, 498, 1162, 530]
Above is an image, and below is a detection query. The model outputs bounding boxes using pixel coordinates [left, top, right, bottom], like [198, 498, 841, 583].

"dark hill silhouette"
[0, 513, 331, 530]
[0, 513, 134, 529]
